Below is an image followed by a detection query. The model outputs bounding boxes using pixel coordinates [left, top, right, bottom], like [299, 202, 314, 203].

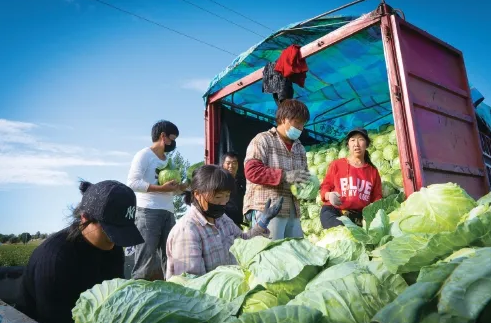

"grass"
[0, 240, 43, 267]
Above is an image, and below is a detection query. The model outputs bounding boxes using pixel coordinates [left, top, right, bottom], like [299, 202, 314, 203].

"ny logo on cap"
[125, 206, 136, 220]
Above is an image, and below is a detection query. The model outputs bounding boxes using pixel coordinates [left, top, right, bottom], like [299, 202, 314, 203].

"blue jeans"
[248, 198, 303, 240]
[131, 207, 175, 280]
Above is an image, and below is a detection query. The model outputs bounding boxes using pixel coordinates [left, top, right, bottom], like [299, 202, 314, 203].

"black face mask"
[193, 200, 225, 219]
[164, 140, 176, 153]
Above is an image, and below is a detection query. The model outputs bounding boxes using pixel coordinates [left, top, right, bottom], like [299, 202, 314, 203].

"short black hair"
[183, 165, 235, 205]
[220, 151, 239, 165]
[275, 99, 310, 125]
[151, 120, 179, 142]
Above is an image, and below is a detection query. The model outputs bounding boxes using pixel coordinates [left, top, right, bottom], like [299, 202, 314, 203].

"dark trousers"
[320, 205, 363, 230]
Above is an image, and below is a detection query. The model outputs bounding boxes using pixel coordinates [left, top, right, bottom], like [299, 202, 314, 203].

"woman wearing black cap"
[319, 128, 383, 229]
[17, 180, 144, 323]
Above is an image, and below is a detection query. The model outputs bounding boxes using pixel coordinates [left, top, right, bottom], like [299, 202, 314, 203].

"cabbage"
[391, 172, 403, 187]
[370, 150, 383, 163]
[230, 237, 329, 302]
[392, 156, 401, 170]
[240, 288, 279, 314]
[374, 248, 491, 323]
[158, 169, 181, 185]
[395, 183, 477, 234]
[383, 145, 398, 161]
[388, 129, 397, 144]
[338, 147, 349, 158]
[72, 279, 240, 323]
[288, 261, 407, 323]
[313, 152, 325, 166]
[316, 163, 328, 177]
[307, 204, 321, 219]
[308, 165, 318, 175]
[373, 135, 387, 150]
[325, 151, 337, 164]
[291, 173, 320, 201]
[382, 182, 398, 197]
[306, 151, 314, 162]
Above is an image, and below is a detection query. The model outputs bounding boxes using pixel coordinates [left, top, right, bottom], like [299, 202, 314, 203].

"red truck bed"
[203, 3, 489, 199]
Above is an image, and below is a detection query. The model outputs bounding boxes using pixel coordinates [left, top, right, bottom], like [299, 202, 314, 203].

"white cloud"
[177, 137, 205, 146]
[181, 78, 211, 93]
[0, 119, 128, 187]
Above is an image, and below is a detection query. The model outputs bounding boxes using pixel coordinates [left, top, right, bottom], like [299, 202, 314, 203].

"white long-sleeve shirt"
[127, 147, 174, 212]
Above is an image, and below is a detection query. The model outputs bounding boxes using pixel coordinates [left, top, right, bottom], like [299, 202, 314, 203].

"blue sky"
[1, 0, 490, 235]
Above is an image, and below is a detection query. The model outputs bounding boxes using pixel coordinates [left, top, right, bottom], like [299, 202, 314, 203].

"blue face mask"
[286, 126, 302, 140]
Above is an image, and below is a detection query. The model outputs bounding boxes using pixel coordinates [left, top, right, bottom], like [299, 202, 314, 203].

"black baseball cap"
[80, 180, 144, 247]
[346, 127, 370, 144]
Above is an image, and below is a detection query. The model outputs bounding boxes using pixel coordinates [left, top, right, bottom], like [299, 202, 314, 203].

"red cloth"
[320, 158, 383, 211]
[245, 160, 282, 186]
[274, 44, 309, 87]
[284, 141, 293, 151]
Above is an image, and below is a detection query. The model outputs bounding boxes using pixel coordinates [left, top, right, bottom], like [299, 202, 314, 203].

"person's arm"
[127, 151, 178, 193]
[32, 253, 79, 323]
[245, 160, 283, 186]
[371, 170, 383, 203]
[244, 136, 283, 186]
[320, 162, 337, 203]
[168, 226, 206, 277]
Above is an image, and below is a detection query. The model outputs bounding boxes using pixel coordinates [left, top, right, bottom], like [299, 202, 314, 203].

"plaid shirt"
[244, 127, 308, 218]
[166, 205, 268, 278]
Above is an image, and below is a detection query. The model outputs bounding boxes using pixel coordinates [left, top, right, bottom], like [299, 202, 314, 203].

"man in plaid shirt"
[244, 99, 311, 240]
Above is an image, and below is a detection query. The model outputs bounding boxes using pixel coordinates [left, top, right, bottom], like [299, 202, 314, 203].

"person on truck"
[320, 127, 383, 229]
[221, 151, 247, 228]
[243, 99, 311, 240]
[17, 180, 144, 323]
[127, 120, 187, 281]
[166, 164, 283, 278]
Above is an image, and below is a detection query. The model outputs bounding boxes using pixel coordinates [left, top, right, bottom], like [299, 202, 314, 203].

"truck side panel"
[385, 15, 489, 199]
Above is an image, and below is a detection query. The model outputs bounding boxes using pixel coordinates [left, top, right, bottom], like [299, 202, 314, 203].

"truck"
[202, 1, 491, 200]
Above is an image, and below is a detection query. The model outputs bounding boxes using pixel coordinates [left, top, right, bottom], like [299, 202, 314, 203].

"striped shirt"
[166, 205, 268, 278]
[243, 127, 308, 218]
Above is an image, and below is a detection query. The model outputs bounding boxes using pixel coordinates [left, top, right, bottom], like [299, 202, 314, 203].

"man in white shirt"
[127, 120, 186, 281]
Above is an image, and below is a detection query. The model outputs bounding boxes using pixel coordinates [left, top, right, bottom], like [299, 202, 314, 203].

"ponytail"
[183, 191, 192, 206]
[365, 151, 376, 168]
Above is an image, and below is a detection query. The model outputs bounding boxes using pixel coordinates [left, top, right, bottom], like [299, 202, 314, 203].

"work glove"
[328, 192, 342, 206]
[283, 169, 310, 185]
[257, 197, 284, 229]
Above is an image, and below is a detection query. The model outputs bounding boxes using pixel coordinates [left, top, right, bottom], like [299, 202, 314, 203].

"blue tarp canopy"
[203, 12, 392, 142]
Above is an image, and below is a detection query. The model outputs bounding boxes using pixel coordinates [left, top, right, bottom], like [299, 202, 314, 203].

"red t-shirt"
[320, 158, 383, 211]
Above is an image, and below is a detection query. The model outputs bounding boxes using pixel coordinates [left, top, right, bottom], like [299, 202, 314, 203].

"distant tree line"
[0, 231, 48, 244]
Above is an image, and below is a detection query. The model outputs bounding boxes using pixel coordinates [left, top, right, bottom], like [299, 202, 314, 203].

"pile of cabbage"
[73, 183, 491, 323]
[301, 124, 404, 239]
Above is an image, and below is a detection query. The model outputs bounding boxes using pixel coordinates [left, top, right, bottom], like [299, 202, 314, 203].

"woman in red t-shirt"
[319, 127, 382, 229]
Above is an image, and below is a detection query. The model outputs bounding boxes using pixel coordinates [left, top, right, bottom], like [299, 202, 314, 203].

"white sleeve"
[127, 150, 151, 192]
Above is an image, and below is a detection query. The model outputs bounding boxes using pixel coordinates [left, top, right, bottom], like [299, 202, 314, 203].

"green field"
[0, 240, 43, 267]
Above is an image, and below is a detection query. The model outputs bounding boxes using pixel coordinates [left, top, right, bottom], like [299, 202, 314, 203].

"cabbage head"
[158, 169, 181, 185]
[313, 152, 325, 166]
[392, 156, 401, 170]
[382, 145, 398, 161]
[338, 147, 349, 158]
[388, 130, 397, 144]
[291, 173, 320, 201]
[395, 182, 477, 234]
[373, 135, 387, 150]
[317, 163, 328, 177]
[391, 172, 403, 187]
[370, 150, 383, 163]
